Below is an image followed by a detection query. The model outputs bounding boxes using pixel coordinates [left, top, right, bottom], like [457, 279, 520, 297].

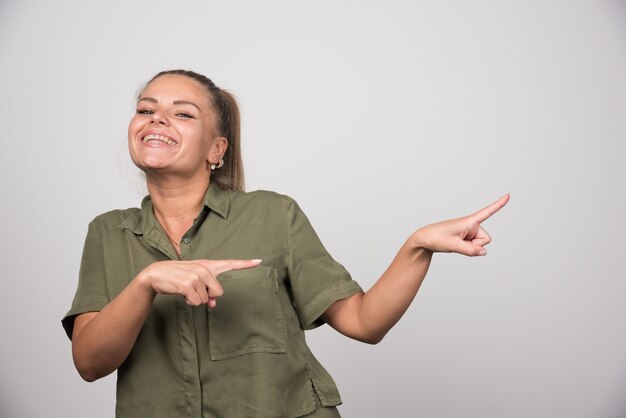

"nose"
[150, 109, 170, 126]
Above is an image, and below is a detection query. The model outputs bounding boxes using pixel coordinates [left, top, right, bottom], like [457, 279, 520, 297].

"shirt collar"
[202, 182, 230, 219]
[118, 182, 231, 235]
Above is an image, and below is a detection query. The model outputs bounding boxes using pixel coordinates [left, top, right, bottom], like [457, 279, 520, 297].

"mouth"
[141, 133, 178, 146]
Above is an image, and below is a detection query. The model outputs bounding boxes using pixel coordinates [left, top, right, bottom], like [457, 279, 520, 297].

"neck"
[146, 174, 209, 218]
[146, 176, 210, 252]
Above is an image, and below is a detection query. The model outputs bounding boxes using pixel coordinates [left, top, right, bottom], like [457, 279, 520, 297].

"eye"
[136, 108, 154, 115]
[176, 112, 194, 119]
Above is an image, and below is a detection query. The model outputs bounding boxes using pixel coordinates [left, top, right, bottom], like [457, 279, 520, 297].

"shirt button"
[183, 237, 191, 244]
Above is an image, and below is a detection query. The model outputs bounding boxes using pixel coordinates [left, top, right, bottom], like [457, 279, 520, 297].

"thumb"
[449, 240, 487, 257]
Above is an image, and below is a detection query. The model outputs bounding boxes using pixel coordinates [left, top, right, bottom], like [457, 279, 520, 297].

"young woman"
[63, 69, 509, 417]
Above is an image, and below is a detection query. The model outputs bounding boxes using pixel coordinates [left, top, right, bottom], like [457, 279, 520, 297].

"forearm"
[357, 242, 433, 342]
[72, 276, 155, 381]
[323, 239, 433, 344]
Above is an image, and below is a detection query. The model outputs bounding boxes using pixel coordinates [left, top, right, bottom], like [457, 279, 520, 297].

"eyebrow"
[138, 97, 202, 112]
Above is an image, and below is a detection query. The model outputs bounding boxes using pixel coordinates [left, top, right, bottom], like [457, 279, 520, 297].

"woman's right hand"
[72, 258, 261, 381]
[136, 259, 262, 308]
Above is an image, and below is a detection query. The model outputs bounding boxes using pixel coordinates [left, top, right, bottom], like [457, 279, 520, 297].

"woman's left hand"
[410, 194, 510, 256]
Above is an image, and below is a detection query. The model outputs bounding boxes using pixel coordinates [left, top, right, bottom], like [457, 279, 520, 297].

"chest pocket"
[208, 265, 286, 360]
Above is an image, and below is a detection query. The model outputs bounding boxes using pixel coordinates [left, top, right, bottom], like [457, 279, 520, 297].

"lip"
[139, 130, 179, 146]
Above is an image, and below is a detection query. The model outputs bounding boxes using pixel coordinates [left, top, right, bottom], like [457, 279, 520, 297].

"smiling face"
[128, 74, 227, 181]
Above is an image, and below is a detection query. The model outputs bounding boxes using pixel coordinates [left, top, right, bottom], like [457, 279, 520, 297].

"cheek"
[127, 118, 142, 161]
[128, 117, 141, 140]
[183, 125, 213, 153]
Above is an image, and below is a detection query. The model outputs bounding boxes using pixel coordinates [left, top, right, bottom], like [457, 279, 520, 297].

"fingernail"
[251, 259, 263, 263]
[479, 249, 487, 256]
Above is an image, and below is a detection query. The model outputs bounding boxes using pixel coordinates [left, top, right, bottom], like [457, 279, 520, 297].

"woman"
[63, 69, 509, 417]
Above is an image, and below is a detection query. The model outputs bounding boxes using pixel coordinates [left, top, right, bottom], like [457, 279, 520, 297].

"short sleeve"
[286, 198, 362, 330]
[61, 220, 110, 340]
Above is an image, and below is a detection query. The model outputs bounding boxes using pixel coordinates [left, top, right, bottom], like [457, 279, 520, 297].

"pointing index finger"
[470, 194, 510, 223]
[210, 259, 263, 276]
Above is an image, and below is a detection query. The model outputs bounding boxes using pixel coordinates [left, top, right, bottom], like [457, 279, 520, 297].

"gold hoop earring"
[210, 158, 224, 171]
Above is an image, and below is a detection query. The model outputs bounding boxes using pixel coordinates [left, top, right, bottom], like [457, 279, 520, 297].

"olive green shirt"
[62, 183, 362, 418]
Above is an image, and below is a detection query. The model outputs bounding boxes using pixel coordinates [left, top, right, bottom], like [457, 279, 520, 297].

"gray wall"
[1, 1, 625, 417]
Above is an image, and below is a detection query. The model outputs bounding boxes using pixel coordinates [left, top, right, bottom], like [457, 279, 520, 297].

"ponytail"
[212, 89, 244, 191]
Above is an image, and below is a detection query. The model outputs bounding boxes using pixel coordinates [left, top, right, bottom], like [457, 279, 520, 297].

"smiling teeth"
[143, 134, 176, 145]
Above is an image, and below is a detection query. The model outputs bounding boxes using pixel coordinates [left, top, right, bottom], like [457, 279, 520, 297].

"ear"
[208, 136, 228, 163]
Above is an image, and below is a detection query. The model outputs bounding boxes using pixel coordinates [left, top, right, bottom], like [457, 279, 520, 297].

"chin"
[132, 157, 170, 171]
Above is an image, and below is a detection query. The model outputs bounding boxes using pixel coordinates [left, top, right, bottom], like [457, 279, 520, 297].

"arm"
[71, 259, 261, 381]
[72, 277, 155, 382]
[322, 194, 510, 344]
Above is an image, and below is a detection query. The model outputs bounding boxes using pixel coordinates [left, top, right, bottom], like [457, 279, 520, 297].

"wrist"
[133, 270, 157, 297]
[408, 227, 430, 251]
[401, 235, 433, 264]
